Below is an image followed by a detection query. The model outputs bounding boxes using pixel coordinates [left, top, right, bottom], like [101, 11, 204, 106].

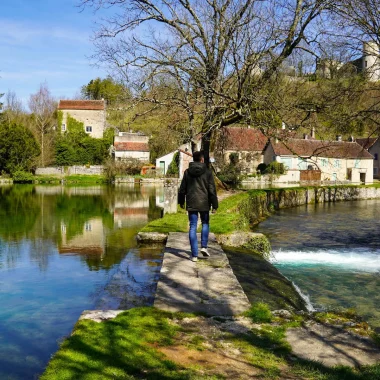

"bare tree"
[2, 91, 25, 124]
[80, 0, 332, 162]
[29, 83, 57, 167]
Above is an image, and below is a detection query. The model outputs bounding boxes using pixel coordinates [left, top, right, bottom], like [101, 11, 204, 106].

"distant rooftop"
[58, 100, 105, 111]
[114, 142, 150, 152]
[222, 126, 268, 151]
[356, 137, 378, 150]
[271, 138, 373, 159]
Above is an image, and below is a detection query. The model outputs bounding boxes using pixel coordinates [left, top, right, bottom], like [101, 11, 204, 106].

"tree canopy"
[0, 121, 40, 174]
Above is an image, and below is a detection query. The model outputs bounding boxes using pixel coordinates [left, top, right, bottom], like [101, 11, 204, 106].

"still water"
[254, 199, 380, 329]
[0, 184, 170, 380]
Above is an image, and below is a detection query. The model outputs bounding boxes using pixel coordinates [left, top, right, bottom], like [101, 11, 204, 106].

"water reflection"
[0, 184, 175, 380]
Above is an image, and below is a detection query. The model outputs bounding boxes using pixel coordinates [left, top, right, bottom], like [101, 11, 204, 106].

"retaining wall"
[265, 186, 380, 210]
[35, 166, 104, 176]
[245, 185, 380, 225]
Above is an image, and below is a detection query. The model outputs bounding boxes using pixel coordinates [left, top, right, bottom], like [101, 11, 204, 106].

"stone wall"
[265, 186, 380, 210]
[35, 166, 104, 176]
[245, 185, 380, 225]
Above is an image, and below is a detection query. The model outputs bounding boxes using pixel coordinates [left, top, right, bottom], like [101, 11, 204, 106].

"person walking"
[178, 150, 218, 262]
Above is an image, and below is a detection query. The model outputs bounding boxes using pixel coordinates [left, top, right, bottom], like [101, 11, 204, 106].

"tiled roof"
[58, 100, 105, 110]
[222, 127, 268, 151]
[271, 138, 373, 159]
[114, 142, 150, 152]
[355, 137, 378, 150]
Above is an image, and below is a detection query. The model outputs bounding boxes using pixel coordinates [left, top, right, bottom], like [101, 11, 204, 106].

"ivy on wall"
[55, 113, 113, 166]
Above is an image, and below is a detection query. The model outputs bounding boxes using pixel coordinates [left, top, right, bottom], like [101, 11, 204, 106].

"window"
[85, 126, 92, 133]
[374, 168, 378, 175]
[297, 158, 307, 170]
[61, 123, 66, 132]
[85, 222, 92, 231]
[320, 158, 327, 167]
[334, 159, 340, 168]
[374, 153, 378, 161]
[365, 60, 368, 68]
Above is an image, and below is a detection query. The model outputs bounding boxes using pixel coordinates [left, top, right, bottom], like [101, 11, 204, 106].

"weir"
[154, 232, 251, 316]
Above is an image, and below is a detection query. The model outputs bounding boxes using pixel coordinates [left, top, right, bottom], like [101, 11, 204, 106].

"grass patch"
[245, 302, 273, 323]
[41, 307, 192, 380]
[64, 175, 107, 184]
[141, 206, 188, 233]
[41, 306, 380, 380]
[141, 192, 251, 235]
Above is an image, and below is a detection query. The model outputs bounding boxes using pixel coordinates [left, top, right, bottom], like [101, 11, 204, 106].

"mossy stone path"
[154, 232, 251, 316]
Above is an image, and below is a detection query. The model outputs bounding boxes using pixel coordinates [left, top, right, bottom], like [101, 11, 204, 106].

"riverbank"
[40, 184, 380, 379]
[41, 306, 380, 379]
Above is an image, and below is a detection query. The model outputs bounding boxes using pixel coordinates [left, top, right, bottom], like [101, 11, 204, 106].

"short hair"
[193, 150, 204, 162]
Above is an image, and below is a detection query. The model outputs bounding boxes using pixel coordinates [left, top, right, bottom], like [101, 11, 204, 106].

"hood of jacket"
[188, 162, 206, 177]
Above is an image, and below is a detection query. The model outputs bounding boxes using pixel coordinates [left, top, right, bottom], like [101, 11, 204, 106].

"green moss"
[242, 234, 271, 258]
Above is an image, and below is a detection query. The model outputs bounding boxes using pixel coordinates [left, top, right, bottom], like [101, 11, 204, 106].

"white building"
[362, 41, 380, 81]
[113, 132, 150, 162]
[58, 100, 106, 138]
[264, 137, 374, 184]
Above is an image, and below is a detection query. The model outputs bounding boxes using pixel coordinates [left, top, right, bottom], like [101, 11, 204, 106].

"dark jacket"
[178, 162, 218, 212]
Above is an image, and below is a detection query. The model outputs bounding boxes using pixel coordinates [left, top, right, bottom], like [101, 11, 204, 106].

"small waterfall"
[270, 249, 380, 273]
[291, 281, 315, 312]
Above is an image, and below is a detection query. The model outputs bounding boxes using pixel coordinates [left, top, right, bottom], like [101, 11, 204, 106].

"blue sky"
[0, 0, 108, 106]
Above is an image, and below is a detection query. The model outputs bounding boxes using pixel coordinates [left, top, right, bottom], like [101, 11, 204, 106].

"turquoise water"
[0, 184, 166, 380]
[254, 199, 380, 329]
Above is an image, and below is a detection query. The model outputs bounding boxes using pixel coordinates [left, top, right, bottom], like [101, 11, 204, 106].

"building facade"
[356, 137, 380, 179]
[264, 137, 374, 183]
[214, 126, 268, 173]
[58, 100, 106, 138]
[113, 132, 150, 162]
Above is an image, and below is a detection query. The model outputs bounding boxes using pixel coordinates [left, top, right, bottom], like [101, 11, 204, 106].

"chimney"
[304, 134, 309, 140]
[336, 135, 342, 141]
[311, 127, 315, 139]
[281, 122, 286, 130]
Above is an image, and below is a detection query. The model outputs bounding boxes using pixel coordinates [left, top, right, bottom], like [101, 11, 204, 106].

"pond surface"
[0, 184, 170, 380]
[254, 199, 380, 329]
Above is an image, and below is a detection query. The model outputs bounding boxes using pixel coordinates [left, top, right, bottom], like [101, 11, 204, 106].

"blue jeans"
[188, 211, 209, 257]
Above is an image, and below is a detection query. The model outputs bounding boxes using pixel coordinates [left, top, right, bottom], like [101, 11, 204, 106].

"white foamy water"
[270, 249, 380, 273]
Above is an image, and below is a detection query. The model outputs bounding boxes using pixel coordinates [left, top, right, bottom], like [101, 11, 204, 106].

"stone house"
[264, 137, 374, 183]
[214, 126, 268, 173]
[58, 100, 106, 138]
[356, 137, 380, 179]
[113, 132, 150, 162]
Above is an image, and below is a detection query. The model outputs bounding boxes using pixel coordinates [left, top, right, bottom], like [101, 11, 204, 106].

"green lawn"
[141, 192, 252, 235]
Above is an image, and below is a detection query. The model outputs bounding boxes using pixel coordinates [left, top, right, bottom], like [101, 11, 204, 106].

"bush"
[166, 152, 179, 177]
[12, 170, 35, 183]
[265, 162, 286, 175]
[103, 158, 144, 181]
[217, 164, 241, 184]
[257, 163, 267, 174]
